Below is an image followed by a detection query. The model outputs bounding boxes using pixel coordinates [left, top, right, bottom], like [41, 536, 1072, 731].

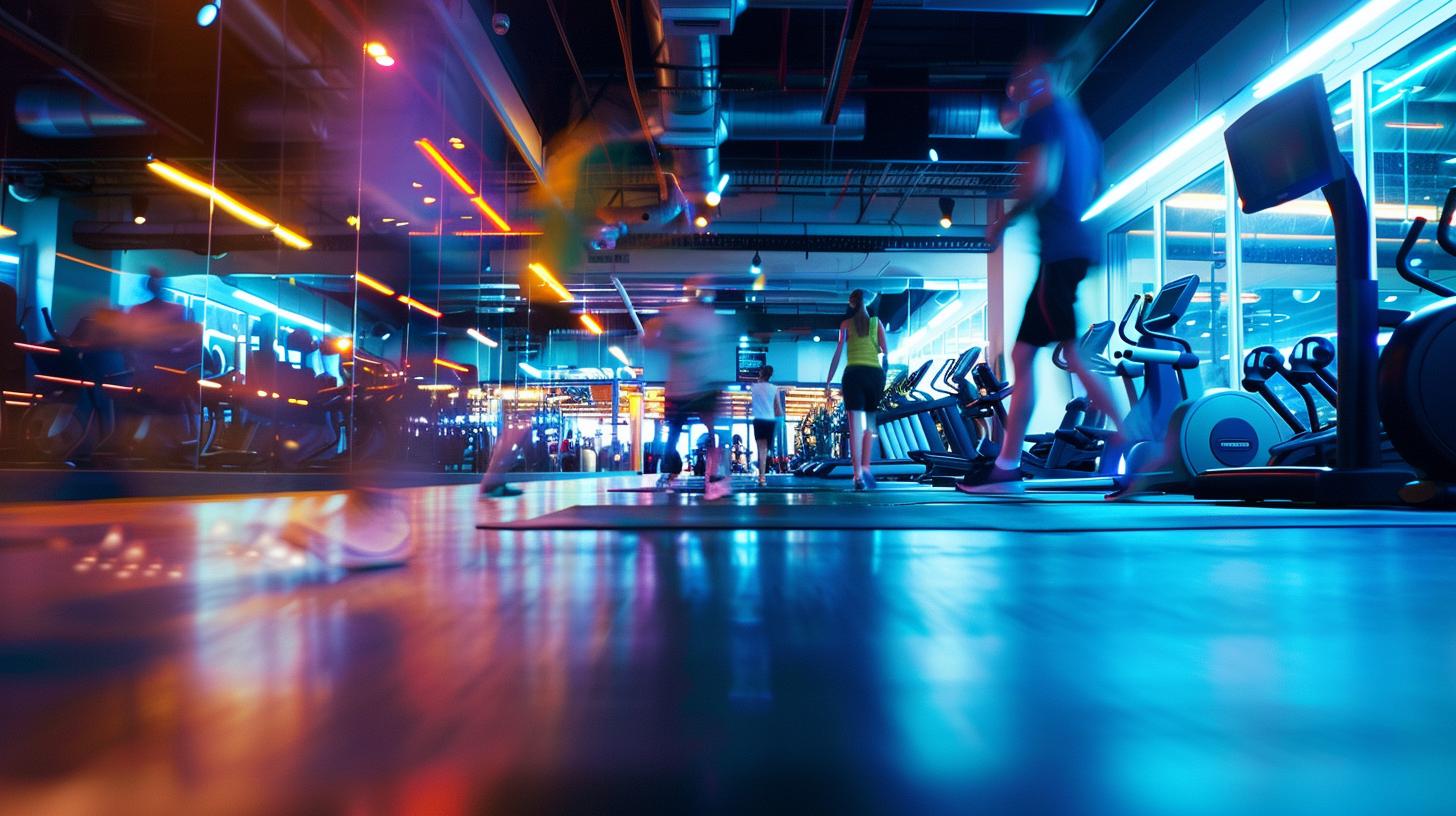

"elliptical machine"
[1382, 187, 1456, 504]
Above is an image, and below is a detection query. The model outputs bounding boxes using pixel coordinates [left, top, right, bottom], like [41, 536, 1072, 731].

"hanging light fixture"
[938, 197, 955, 229]
[750, 251, 762, 276]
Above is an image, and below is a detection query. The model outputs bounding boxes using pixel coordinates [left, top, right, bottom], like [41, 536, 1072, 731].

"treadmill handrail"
[1397, 216, 1456, 299]
[1116, 295, 1142, 346]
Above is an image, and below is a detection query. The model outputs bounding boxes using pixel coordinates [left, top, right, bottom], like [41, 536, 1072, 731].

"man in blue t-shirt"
[960, 55, 1127, 491]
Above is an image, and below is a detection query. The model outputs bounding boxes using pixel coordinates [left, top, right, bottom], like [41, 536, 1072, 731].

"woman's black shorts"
[841, 365, 886, 412]
[752, 419, 777, 443]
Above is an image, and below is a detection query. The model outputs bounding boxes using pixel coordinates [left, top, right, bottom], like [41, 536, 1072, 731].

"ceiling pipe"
[224, 0, 349, 95]
[726, 94, 866, 140]
[823, 0, 875, 126]
[928, 93, 1018, 139]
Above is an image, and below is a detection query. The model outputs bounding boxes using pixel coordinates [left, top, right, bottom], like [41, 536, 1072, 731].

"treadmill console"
[1224, 74, 1344, 214]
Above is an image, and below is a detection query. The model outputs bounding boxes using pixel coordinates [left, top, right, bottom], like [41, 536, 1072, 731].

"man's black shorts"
[1016, 258, 1091, 348]
[665, 390, 721, 425]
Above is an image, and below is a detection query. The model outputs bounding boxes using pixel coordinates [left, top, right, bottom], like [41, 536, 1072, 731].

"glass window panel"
[1108, 209, 1156, 321]
[1163, 166, 1231, 389]
[1237, 83, 1352, 427]
[1369, 17, 1456, 311]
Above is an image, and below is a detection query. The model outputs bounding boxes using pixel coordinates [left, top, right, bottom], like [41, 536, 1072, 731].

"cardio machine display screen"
[1223, 74, 1344, 214]
[1145, 275, 1198, 326]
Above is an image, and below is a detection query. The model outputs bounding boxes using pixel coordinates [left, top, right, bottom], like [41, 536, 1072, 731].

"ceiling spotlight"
[705, 191, 721, 207]
[938, 196, 955, 229]
[365, 42, 388, 58]
[411, 181, 423, 189]
[196, 3, 220, 28]
[374, 55, 395, 68]
[422, 196, 437, 205]
[928, 147, 940, 162]
[131, 194, 149, 226]
[750, 251, 762, 276]
[694, 214, 709, 228]
[812, 334, 822, 343]
[450, 141, 465, 150]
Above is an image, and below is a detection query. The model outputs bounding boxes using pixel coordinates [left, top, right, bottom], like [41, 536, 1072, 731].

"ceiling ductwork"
[14, 85, 150, 138]
[749, 0, 1096, 14]
[725, 94, 866, 141]
[928, 93, 1018, 139]
[225, 0, 349, 94]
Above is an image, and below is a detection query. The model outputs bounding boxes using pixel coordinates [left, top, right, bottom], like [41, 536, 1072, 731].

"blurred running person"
[644, 281, 732, 500]
[824, 289, 888, 491]
[959, 53, 1125, 491]
[749, 364, 784, 487]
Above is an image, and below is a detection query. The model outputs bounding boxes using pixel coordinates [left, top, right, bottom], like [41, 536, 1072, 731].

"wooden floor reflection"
[1, 478, 1455, 815]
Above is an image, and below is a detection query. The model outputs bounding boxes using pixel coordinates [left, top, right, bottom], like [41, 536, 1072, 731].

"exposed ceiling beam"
[424, 0, 547, 184]
[822, 0, 875, 125]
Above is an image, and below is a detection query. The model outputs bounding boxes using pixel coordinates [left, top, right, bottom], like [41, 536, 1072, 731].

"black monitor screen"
[1146, 275, 1199, 325]
[1224, 74, 1343, 214]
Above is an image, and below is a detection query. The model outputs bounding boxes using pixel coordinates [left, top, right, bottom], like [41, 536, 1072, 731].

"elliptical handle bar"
[1401, 214, 1456, 299]
[1438, 187, 1456, 259]
[1116, 294, 1142, 345]
[1132, 292, 1194, 354]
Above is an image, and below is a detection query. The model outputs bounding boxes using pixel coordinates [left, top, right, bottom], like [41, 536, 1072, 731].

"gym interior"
[2, 1, 1456, 813]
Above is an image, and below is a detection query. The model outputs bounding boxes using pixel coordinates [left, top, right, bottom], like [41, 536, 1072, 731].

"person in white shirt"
[748, 365, 784, 487]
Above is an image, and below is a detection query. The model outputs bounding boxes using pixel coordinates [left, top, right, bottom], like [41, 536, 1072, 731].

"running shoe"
[862, 471, 877, 491]
[954, 464, 1024, 495]
[282, 488, 412, 570]
[481, 483, 524, 498]
[704, 476, 731, 501]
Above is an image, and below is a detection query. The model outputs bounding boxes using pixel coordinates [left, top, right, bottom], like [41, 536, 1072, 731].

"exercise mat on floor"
[479, 499, 1456, 532]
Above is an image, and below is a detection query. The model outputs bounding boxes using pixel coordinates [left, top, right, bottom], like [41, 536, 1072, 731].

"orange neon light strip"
[55, 252, 123, 275]
[15, 341, 60, 355]
[153, 365, 188, 375]
[396, 295, 443, 318]
[469, 196, 512, 231]
[0, 225, 16, 238]
[147, 159, 311, 250]
[452, 230, 543, 237]
[580, 314, 604, 335]
[2, 390, 41, 398]
[101, 383, 134, 393]
[413, 139, 477, 196]
[355, 271, 396, 296]
[528, 262, 574, 302]
[36, 374, 92, 387]
[197, 379, 222, 390]
[433, 357, 470, 372]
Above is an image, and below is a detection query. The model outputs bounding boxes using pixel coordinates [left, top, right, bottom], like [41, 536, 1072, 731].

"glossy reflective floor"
[2, 477, 1455, 815]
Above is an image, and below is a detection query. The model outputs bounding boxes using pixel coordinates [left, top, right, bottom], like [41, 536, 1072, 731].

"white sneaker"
[283, 489, 412, 569]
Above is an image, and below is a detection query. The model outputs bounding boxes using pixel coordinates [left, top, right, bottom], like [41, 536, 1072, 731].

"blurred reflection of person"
[644, 278, 731, 499]
[959, 52, 1124, 492]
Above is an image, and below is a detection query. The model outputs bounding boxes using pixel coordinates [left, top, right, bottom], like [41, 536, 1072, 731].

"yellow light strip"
[528, 262, 574, 302]
[580, 314, 604, 335]
[147, 159, 311, 250]
[56, 252, 123, 275]
[414, 139, 477, 196]
[355, 271, 396, 296]
[197, 379, 222, 390]
[469, 196, 512, 231]
[434, 357, 470, 372]
[396, 295, 443, 318]
[0, 225, 15, 238]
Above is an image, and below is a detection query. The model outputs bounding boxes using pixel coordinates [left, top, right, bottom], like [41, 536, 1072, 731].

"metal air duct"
[725, 94, 866, 140]
[14, 85, 150, 138]
[928, 93, 1019, 139]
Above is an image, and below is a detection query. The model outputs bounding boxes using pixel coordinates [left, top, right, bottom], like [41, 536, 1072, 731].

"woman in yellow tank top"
[824, 289, 889, 490]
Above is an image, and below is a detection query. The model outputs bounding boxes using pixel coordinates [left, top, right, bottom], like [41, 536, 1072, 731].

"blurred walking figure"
[749, 364, 784, 487]
[644, 278, 731, 499]
[959, 52, 1125, 491]
[824, 289, 887, 491]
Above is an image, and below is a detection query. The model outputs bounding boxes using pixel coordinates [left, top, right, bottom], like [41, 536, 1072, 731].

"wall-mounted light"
[938, 197, 954, 229]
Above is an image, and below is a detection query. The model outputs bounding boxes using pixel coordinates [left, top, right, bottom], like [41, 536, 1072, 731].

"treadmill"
[1192, 74, 1411, 504]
